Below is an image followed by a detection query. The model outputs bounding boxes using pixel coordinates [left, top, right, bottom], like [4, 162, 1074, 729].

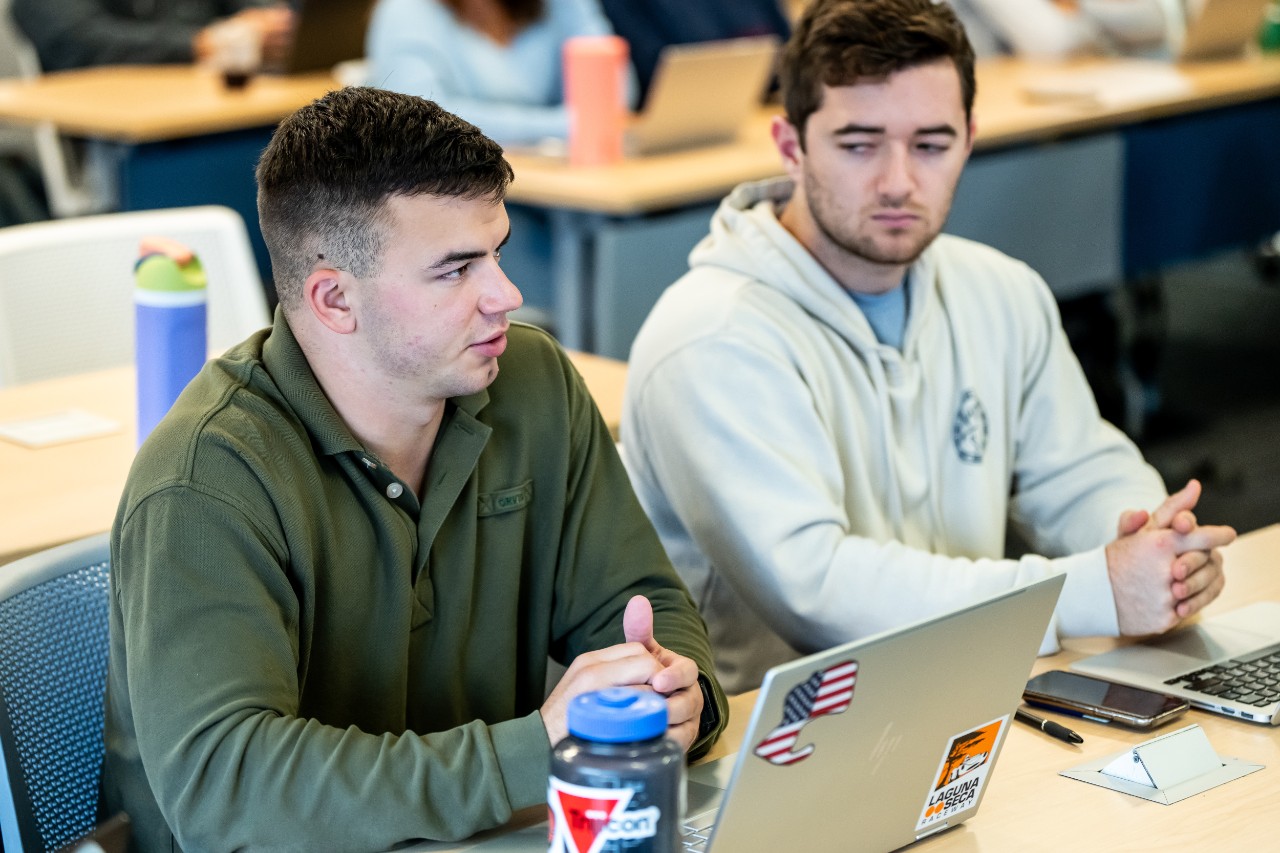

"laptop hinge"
[915, 822, 951, 842]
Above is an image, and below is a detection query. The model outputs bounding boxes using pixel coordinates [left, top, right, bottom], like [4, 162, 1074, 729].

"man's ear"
[771, 115, 805, 177]
[302, 267, 356, 334]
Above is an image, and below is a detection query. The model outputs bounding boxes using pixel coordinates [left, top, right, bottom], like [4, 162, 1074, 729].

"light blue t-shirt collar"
[848, 273, 910, 351]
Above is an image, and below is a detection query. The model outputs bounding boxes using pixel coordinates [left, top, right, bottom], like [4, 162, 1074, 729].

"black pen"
[1015, 707, 1083, 744]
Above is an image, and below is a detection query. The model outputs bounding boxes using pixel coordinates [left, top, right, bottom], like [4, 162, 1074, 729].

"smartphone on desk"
[1024, 670, 1189, 729]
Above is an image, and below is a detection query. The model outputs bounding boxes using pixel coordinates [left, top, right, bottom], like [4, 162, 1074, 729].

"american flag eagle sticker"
[753, 660, 858, 766]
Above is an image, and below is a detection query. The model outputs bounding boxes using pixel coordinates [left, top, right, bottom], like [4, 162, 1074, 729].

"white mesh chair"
[0, 205, 271, 387]
[0, 533, 111, 852]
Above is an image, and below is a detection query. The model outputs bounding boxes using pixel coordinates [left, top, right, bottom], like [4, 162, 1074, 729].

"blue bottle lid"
[568, 688, 668, 743]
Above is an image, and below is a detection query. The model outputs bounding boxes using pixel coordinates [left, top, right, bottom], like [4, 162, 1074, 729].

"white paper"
[0, 408, 122, 448]
[1023, 61, 1193, 108]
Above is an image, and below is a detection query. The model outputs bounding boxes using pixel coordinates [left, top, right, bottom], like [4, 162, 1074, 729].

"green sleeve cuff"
[490, 710, 552, 810]
[688, 672, 729, 761]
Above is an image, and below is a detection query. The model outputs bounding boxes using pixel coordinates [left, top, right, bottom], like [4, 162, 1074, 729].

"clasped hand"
[541, 596, 704, 750]
[1106, 479, 1235, 635]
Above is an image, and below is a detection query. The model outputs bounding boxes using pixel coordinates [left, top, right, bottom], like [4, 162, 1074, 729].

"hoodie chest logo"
[952, 390, 988, 464]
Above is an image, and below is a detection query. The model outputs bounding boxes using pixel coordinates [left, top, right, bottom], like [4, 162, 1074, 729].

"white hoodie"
[622, 178, 1167, 694]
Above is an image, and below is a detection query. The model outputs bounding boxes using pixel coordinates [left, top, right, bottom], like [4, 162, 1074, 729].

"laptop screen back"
[1178, 0, 1270, 61]
[626, 35, 779, 156]
[702, 575, 1064, 852]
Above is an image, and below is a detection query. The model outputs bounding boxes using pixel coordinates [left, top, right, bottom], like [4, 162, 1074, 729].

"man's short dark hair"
[256, 87, 514, 310]
[781, 0, 976, 145]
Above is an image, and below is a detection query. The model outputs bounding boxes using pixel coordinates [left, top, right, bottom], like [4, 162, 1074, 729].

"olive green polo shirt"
[104, 311, 725, 852]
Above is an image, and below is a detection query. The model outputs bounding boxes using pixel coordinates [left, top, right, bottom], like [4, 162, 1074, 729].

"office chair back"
[0, 205, 271, 387]
[0, 533, 111, 853]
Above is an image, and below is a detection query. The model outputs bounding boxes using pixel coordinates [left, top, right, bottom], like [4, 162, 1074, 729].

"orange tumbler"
[563, 35, 629, 166]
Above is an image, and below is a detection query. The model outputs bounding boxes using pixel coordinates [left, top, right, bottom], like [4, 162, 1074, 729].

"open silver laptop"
[1073, 601, 1280, 725]
[405, 574, 1064, 852]
[625, 35, 779, 156]
[1175, 0, 1270, 61]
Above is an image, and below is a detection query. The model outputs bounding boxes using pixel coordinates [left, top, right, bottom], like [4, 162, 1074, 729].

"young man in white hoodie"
[622, 0, 1236, 695]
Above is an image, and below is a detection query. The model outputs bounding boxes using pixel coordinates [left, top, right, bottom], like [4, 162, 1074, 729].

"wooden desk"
[501, 57, 1280, 215]
[970, 55, 1280, 147]
[0, 66, 338, 285]
[0, 369, 135, 567]
[0, 65, 334, 143]
[501, 55, 1280, 354]
[917, 524, 1280, 850]
[699, 525, 1280, 849]
[0, 349, 627, 567]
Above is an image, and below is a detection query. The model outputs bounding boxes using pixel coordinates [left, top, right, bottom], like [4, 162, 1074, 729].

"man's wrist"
[696, 673, 720, 742]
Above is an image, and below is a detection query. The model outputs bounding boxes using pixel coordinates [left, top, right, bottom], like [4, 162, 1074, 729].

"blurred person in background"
[12, 0, 294, 72]
[949, 0, 1175, 59]
[366, 0, 630, 326]
[366, 0, 627, 146]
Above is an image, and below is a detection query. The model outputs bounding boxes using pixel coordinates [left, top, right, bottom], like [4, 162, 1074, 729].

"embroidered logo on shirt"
[477, 480, 533, 517]
[951, 390, 988, 464]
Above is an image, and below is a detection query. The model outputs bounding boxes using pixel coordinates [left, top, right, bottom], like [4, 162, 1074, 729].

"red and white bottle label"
[548, 776, 661, 853]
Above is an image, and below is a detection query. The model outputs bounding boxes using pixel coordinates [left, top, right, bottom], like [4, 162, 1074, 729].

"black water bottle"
[548, 687, 683, 852]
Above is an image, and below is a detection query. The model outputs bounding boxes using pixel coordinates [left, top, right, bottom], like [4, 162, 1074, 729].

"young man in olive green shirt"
[103, 87, 726, 852]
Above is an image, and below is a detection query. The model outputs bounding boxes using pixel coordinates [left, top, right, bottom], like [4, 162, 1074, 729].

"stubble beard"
[813, 202, 938, 269]
[805, 172, 949, 269]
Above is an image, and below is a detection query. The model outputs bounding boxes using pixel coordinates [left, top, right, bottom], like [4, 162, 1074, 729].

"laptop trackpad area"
[684, 755, 732, 832]
[1076, 602, 1280, 677]
[685, 779, 726, 824]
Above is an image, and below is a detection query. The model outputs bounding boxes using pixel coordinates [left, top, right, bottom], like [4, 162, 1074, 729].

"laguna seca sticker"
[547, 777, 661, 853]
[916, 715, 1008, 831]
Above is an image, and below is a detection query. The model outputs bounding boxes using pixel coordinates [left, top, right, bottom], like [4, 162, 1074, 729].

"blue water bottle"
[134, 237, 207, 446]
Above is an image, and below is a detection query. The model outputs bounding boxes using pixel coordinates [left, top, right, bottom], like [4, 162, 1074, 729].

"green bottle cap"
[134, 236, 207, 294]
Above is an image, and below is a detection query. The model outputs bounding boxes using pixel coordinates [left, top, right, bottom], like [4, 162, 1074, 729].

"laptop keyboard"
[681, 809, 718, 852]
[1163, 641, 1280, 707]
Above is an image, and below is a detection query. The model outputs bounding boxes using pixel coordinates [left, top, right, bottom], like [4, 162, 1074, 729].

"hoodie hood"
[689, 177, 939, 357]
